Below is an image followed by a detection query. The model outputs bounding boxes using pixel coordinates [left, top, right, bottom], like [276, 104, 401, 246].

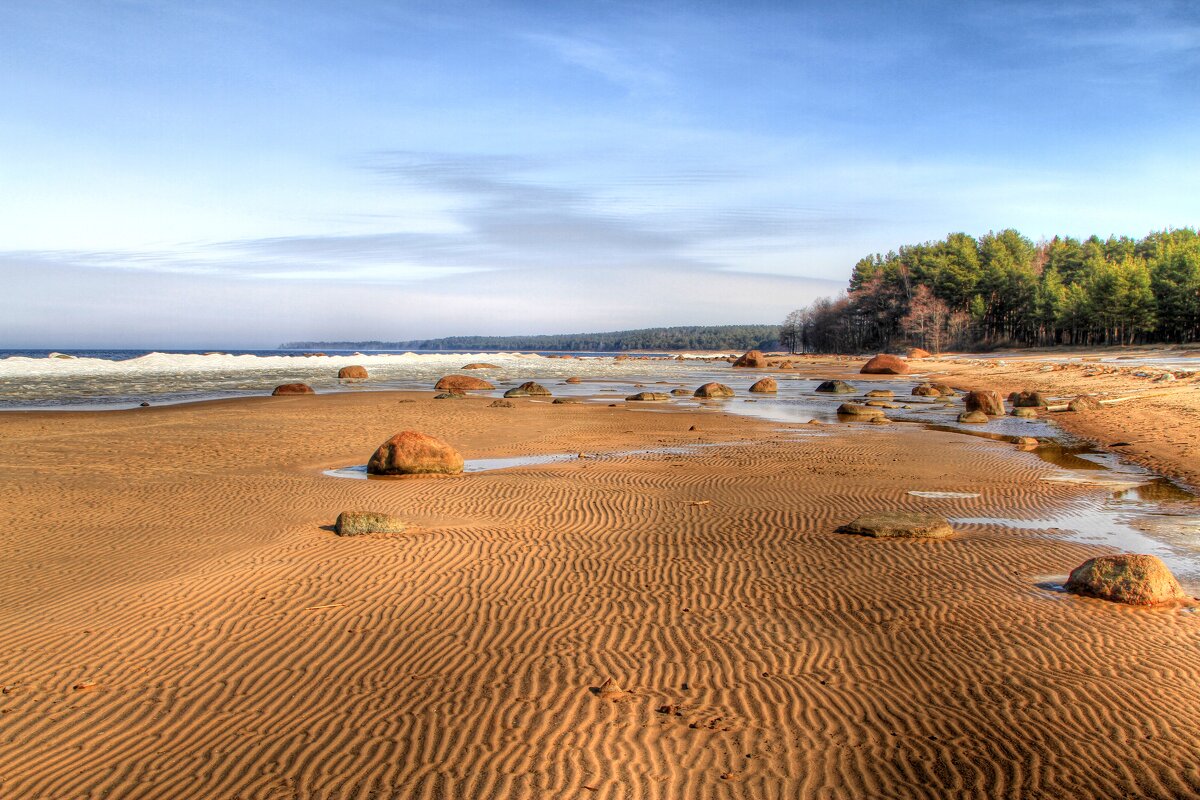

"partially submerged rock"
[837, 403, 885, 418]
[504, 381, 551, 398]
[816, 380, 856, 393]
[626, 392, 671, 401]
[272, 383, 315, 395]
[865, 389, 894, 398]
[749, 378, 778, 393]
[565, 377, 582, 384]
[552, 397, 581, 404]
[671, 388, 691, 395]
[837, 512, 954, 539]
[1065, 554, 1187, 606]
[461, 363, 499, 370]
[435, 375, 494, 391]
[367, 431, 464, 476]
[517, 381, 551, 396]
[860, 354, 909, 375]
[1009, 390, 1050, 408]
[335, 511, 407, 536]
[695, 382, 735, 398]
[338, 365, 368, 380]
[964, 390, 1005, 416]
[1012, 407, 1038, 418]
[958, 410, 989, 424]
[912, 383, 941, 397]
[732, 349, 768, 368]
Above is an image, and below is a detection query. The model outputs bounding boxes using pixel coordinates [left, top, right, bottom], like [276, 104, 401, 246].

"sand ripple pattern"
[1, 393, 1198, 798]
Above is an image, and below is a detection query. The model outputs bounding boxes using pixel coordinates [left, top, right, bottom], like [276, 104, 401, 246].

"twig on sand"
[686, 500, 712, 506]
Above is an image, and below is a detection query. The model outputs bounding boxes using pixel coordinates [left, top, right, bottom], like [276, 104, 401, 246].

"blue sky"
[1, 0, 1198, 347]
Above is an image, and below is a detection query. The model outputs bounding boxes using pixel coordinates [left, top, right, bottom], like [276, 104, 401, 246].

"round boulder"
[272, 383, 315, 395]
[732, 350, 768, 368]
[964, 390, 1005, 416]
[338, 365, 369, 380]
[860, 354, 909, 375]
[1012, 407, 1038, 418]
[694, 382, 735, 398]
[912, 384, 941, 397]
[1009, 390, 1050, 408]
[837, 512, 954, 539]
[749, 378, 778, 393]
[837, 403, 885, 418]
[865, 389, 894, 398]
[434, 375, 494, 391]
[816, 380, 856, 393]
[1065, 554, 1187, 606]
[958, 410, 989, 424]
[367, 431, 464, 476]
[565, 377, 582, 384]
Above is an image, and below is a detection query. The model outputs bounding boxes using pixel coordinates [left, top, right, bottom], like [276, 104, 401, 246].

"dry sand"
[1, 367, 1199, 798]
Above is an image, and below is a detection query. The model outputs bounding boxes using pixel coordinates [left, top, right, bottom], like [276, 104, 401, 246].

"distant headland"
[281, 324, 780, 353]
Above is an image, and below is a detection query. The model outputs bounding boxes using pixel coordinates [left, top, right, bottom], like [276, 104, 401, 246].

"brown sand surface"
[916, 349, 1200, 490]
[2, 388, 1200, 798]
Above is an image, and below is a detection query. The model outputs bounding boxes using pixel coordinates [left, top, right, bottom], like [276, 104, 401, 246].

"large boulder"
[732, 350, 768, 368]
[434, 375, 494, 391]
[1068, 395, 1102, 412]
[1009, 390, 1050, 408]
[958, 410, 989, 424]
[1065, 554, 1187, 606]
[749, 378, 778, 393]
[837, 403, 885, 418]
[367, 431, 464, 476]
[694, 382, 735, 398]
[338, 365, 369, 380]
[626, 392, 670, 401]
[964, 390, 1005, 416]
[837, 512, 954, 539]
[908, 347, 932, 359]
[860, 354, 909, 375]
[504, 381, 552, 398]
[335, 511, 407, 536]
[272, 383, 315, 395]
[815, 380, 856, 394]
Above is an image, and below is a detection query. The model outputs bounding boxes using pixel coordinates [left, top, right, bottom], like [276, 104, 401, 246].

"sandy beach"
[2, 360, 1199, 799]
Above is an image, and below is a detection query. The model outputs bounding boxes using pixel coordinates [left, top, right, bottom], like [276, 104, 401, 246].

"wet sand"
[1, 376, 1199, 798]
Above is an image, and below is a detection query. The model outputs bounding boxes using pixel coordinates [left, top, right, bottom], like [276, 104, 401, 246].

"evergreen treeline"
[781, 228, 1200, 353]
[283, 325, 780, 352]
